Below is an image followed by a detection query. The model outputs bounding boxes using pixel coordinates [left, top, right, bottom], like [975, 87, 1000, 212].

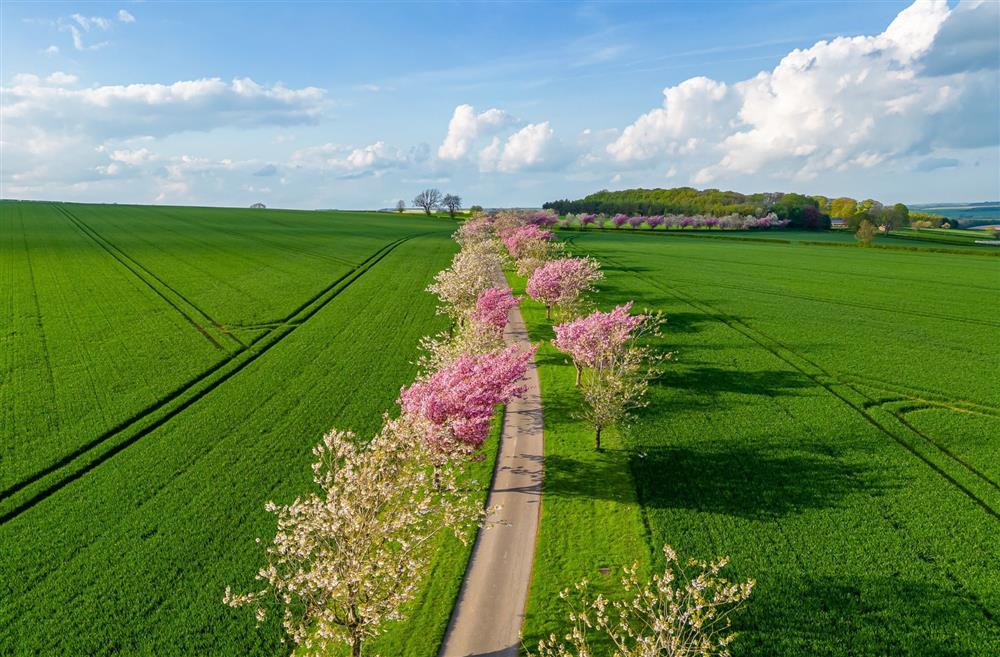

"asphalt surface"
[438, 300, 544, 657]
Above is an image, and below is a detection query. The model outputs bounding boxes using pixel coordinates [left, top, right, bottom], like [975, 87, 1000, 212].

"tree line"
[543, 187, 954, 231]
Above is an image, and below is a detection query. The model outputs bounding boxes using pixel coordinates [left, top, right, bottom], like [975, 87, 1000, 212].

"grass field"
[0, 202, 477, 656]
[556, 224, 999, 253]
[513, 231, 1000, 656]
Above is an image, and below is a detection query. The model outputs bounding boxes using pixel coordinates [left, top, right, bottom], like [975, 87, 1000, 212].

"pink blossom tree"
[469, 286, 519, 338]
[400, 344, 535, 456]
[552, 303, 665, 449]
[525, 257, 603, 319]
[552, 302, 644, 385]
[502, 224, 554, 260]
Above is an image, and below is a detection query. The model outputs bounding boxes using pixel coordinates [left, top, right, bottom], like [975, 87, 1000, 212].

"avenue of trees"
[227, 208, 752, 656]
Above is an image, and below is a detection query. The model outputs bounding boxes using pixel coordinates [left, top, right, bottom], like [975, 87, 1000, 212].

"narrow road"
[438, 299, 544, 657]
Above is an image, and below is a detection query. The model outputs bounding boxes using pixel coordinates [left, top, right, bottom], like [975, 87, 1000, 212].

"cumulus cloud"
[290, 140, 428, 176]
[437, 104, 515, 159]
[45, 71, 78, 85]
[479, 122, 565, 172]
[3, 75, 327, 140]
[118, 10, 136, 23]
[608, 0, 999, 184]
[42, 45, 60, 56]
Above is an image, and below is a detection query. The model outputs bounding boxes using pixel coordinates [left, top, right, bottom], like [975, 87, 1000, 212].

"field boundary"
[0, 234, 422, 524]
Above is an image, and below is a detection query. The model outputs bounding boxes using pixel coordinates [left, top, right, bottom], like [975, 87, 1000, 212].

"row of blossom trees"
[226, 215, 535, 657]
[553, 211, 790, 231]
[227, 209, 754, 656]
[494, 211, 665, 451]
[491, 210, 755, 654]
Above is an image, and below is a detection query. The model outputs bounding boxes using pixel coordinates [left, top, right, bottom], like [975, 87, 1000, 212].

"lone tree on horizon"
[395, 200, 406, 213]
[414, 189, 442, 215]
[443, 194, 462, 218]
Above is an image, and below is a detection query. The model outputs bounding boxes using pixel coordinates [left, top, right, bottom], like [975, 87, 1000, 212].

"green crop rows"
[0, 202, 473, 655]
[514, 230, 999, 656]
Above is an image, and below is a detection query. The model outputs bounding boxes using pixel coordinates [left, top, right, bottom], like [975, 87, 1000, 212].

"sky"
[2, 0, 998, 209]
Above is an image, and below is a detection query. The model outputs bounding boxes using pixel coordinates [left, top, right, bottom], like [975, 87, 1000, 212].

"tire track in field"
[53, 205, 242, 350]
[592, 252, 999, 520]
[15, 207, 61, 438]
[0, 235, 420, 524]
[844, 374, 1000, 418]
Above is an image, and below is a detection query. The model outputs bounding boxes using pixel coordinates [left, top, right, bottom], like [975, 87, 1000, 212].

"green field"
[0, 202, 473, 656]
[513, 230, 1000, 656]
[557, 224, 999, 253]
[5, 202, 999, 656]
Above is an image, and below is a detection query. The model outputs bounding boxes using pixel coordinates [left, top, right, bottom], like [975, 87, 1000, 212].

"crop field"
[513, 231, 999, 656]
[0, 202, 470, 655]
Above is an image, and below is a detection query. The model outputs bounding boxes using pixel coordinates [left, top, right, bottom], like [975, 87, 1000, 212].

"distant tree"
[771, 194, 828, 230]
[469, 205, 484, 214]
[395, 200, 406, 213]
[442, 194, 462, 218]
[830, 197, 858, 219]
[413, 189, 442, 215]
[855, 219, 876, 246]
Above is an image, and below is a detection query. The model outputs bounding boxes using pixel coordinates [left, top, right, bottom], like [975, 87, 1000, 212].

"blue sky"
[3, 1, 998, 209]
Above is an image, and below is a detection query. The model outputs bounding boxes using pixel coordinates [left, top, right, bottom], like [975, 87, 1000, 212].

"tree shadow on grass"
[543, 445, 892, 520]
[736, 574, 999, 657]
[651, 365, 815, 399]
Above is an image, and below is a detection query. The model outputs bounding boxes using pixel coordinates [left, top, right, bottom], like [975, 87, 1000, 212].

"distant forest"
[543, 187, 932, 230]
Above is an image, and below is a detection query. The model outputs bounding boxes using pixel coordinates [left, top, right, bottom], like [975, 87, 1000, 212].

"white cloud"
[437, 104, 515, 159]
[118, 10, 136, 23]
[43, 45, 60, 56]
[3, 75, 328, 140]
[72, 14, 112, 31]
[480, 122, 560, 173]
[45, 71, 78, 85]
[65, 24, 109, 51]
[608, 0, 999, 185]
[290, 140, 426, 177]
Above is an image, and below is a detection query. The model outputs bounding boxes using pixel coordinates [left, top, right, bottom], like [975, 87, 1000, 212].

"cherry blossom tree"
[526, 257, 603, 319]
[552, 303, 665, 448]
[552, 302, 644, 385]
[224, 419, 485, 657]
[427, 240, 505, 323]
[454, 216, 494, 247]
[501, 224, 554, 260]
[470, 286, 519, 337]
[417, 287, 519, 372]
[531, 545, 755, 657]
[501, 224, 562, 277]
[400, 344, 535, 456]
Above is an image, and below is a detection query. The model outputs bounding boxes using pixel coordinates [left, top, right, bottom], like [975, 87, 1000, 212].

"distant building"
[830, 217, 848, 229]
[250, 202, 266, 209]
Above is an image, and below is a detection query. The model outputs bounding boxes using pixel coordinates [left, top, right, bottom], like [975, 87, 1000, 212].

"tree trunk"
[595, 426, 602, 451]
[352, 638, 362, 657]
[546, 305, 552, 320]
[575, 364, 582, 387]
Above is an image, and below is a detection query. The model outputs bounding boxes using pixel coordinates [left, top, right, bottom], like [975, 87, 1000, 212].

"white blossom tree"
[532, 545, 755, 657]
[426, 240, 505, 323]
[224, 418, 486, 657]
